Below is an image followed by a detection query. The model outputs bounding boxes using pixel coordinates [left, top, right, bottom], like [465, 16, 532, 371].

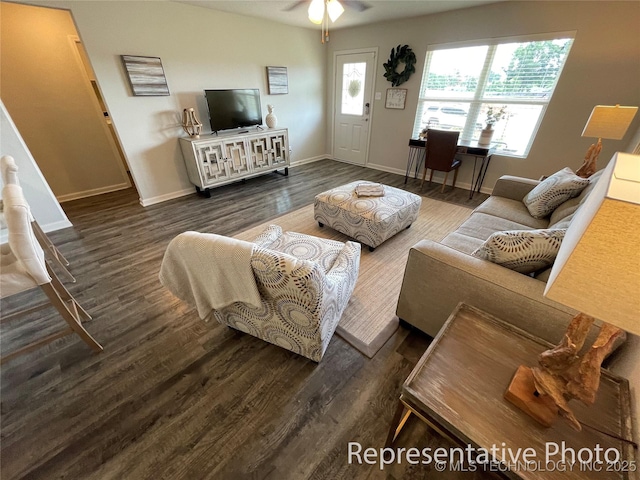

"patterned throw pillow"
[471, 229, 566, 274]
[523, 168, 589, 219]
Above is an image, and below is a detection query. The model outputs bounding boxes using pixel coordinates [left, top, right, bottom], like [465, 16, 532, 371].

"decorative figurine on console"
[505, 313, 625, 431]
[182, 107, 202, 138]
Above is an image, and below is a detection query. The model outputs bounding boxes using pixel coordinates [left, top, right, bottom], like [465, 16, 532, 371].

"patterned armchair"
[213, 225, 361, 362]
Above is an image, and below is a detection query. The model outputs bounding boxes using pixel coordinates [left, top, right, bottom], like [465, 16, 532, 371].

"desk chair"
[0, 183, 102, 364]
[420, 129, 461, 193]
[1, 155, 75, 282]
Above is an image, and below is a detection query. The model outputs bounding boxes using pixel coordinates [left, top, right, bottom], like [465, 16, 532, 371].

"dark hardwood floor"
[0, 160, 490, 480]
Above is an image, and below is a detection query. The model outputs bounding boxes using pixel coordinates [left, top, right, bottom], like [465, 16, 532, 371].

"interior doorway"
[69, 36, 130, 174]
[0, 2, 135, 204]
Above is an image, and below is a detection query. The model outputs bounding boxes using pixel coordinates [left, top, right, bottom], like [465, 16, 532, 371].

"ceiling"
[174, 1, 503, 30]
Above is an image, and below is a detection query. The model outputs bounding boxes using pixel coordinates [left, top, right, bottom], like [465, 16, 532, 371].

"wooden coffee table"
[386, 303, 636, 480]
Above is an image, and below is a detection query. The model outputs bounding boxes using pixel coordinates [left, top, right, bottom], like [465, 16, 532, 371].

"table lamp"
[505, 152, 640, 430]
[576, 105, 638, 177]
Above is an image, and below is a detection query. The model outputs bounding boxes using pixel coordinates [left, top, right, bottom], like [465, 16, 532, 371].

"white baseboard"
[40, 219, 74, 233]
[58, 182, 131, 203]
[0, 219, 72, 244]
[139, 155, 494, 208]
[364, 162, 406, 177]
[139, 187, 195, 207]
[331, 157, 493, 195]
[139, 157, 327, 207]
[290, 155, 326, 166]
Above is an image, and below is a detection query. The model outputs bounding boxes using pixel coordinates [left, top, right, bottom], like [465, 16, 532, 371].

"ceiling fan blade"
[283, 0, 307, 11]
[284, 0, 371, 13]
[342, 0, 371, 12]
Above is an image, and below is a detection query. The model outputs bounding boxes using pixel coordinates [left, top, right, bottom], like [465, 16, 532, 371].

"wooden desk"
[386, 303, 636, 479]
[405, 138, 495, 199]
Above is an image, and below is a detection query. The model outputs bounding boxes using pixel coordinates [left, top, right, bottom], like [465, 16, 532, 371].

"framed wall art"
[121, 55, 170, 96]
[266, 66, 288, 95]
[385, 88, 407, 109]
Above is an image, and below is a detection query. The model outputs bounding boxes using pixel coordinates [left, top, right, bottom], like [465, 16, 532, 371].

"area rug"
[235, 198, 472, 358]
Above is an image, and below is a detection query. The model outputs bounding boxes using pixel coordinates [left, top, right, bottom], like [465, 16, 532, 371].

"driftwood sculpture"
[506, 313, 626, 431]
[576, 141, 601, 178]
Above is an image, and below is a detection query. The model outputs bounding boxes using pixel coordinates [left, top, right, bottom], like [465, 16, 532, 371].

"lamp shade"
[581, 105, 638, 140]
[544, 152, 640, 335]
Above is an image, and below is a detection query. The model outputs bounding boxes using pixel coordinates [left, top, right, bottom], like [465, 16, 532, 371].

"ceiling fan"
[284, 0, 371, 43]
[284, 0, 371, 42]
[284, 0, 372, 16]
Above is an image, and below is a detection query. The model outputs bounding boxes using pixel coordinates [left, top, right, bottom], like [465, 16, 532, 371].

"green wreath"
[383, 44, 417, 87]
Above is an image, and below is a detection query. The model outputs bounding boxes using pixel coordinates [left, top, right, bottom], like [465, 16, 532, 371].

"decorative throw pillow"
[523, 167, 589, 219]
[471, 229, 566, 274]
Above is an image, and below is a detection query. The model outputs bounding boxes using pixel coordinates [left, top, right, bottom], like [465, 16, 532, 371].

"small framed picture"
[385, 88, 407, 109]
[266, 66, 288, 95]
[121, 55, 170, 96]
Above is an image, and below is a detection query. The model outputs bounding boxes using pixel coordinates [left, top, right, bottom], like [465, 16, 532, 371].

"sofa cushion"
[474, 196, 550, 229]
[523, 168, 589, 219]
[535, 267, 553, 282]
[455, 212, 537, 243]
[441, 231, 485, 255]
[548, 197, 581, 227]
[471, 228, 566, 274]
[549, 212, 575, 230]
[548, 169, 603, 227]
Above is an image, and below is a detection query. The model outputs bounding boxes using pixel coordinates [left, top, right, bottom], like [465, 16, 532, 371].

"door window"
[340, 62, 366, 115]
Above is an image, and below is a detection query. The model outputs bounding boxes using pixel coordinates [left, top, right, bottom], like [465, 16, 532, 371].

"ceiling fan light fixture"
[327, 0, 344, 22]
[308, 0, 324, 24]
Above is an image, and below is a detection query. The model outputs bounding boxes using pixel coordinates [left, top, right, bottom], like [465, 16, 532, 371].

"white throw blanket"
[159, 231, 262, 319]
[355, 182, 385, 197]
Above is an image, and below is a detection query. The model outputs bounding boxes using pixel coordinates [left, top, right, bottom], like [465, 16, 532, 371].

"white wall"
[26, 0, 328, 206]
[0, 2, 131, 202]
[627, 125, 640, 155]
[12, 1, 639, 202]
[325, 1, 640, 191]
[0, 101, 71, 240]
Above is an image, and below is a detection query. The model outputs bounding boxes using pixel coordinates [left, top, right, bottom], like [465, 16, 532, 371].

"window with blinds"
[413, 34, 574, 157]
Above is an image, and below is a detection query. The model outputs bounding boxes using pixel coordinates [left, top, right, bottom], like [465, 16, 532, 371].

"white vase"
[265, 105, 277, 129]
[478, 125, 494, 146]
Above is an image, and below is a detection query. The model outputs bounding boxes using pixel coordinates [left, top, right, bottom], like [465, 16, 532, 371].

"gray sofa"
[396, 170, 603, 345]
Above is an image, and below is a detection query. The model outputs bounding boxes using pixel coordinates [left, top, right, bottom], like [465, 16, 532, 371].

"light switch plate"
[375, 92, 382, 100]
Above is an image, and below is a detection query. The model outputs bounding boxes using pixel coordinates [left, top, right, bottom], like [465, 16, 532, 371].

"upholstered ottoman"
[314, 181, 422, 251]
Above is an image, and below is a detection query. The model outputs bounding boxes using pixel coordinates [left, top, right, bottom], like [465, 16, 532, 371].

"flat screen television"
[204, 89, 262, 133]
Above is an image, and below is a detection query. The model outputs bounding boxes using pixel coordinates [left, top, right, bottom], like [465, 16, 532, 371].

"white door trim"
[331, 47, 378, 166]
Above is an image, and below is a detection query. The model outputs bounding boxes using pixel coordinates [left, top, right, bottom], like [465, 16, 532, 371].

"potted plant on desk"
[479, 105, 507, 145]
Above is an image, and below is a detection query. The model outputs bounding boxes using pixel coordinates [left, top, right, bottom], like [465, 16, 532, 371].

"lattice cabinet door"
[266, 131, 288, 167]
[195, 142, 230, 186]
[248, 136, 270, 171]
[222, 139, 250, 178]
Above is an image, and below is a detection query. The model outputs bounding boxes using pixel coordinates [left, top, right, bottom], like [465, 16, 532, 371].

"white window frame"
[413, 31, 576, 158]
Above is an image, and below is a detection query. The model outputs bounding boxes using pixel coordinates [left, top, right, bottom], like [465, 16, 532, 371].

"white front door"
[333, 51, 376, 165]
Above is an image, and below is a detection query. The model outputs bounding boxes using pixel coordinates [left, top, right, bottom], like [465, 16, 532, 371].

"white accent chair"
[0, 183, 102, 364]
[161, 225, 361, 362]
[1, 155, 75, 282]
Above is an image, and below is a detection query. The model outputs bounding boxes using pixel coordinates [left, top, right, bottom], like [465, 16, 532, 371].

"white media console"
[179, 127, 289, 197]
